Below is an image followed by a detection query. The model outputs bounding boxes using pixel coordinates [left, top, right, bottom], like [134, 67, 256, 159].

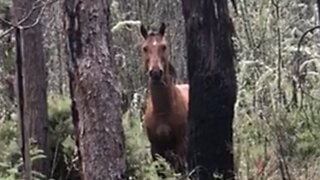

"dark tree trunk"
[64, 0, 126, 179]
[12, 0, 50, 177]
[15, 28, 32, 180]
[181, 1, 237, 179]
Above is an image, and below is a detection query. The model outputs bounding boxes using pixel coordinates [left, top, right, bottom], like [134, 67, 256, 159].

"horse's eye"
[161, 45, 167, 52]
[143, 47, 148, 53]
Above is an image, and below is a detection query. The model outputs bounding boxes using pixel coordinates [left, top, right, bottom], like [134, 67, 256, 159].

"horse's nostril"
[159, 70, 163, 77]
[149, 69, 162, 81]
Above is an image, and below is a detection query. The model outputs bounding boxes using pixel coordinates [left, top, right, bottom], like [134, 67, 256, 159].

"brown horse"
[140, 23, 189, 174]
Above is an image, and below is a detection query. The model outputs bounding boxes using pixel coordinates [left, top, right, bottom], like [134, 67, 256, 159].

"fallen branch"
[111, 20, 141, 33]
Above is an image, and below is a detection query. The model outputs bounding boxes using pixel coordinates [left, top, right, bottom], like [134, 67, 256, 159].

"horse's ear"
[140, 24, 148, 39]
[159, 22, 166, 36]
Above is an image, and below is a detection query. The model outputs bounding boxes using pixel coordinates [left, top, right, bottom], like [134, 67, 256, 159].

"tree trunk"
[15, 28, 32, 180]
[181, 1, 237, 179]
[12, 0, 49, 177]
[64, 0, 126, 179]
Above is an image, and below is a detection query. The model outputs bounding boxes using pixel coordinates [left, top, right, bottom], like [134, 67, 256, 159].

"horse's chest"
[146, 114, 185, 142]
[149, 116, 171, 136]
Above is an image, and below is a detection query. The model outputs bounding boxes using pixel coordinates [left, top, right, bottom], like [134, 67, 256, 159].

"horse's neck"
[149, 80, 176, 115]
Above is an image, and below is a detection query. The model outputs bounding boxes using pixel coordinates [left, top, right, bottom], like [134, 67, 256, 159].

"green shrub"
[0, 119, 47, 179]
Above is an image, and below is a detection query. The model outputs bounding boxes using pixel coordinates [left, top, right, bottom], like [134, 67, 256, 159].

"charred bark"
[182, 0, 237, 179]
[64, 0, 126, 179]
[12, 0, 49, 177]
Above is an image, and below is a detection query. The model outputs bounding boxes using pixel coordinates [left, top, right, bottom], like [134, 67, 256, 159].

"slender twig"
[301, 106, 317, 139]
[22, 1, 49, 29]
[271, 0, 283, 106]
[0, 27, 14, 39]
[300, 88, 320, 102]
[183, 165, 212, 180]
[0, 16, 12, 26]
[0, 0, 58, 39]
[49, 139, 60, 179]
[239, 0, 255, 49]
[290, 25, 320, 107]
[297, 25, 320, 53]
[271, 1, 293, 180]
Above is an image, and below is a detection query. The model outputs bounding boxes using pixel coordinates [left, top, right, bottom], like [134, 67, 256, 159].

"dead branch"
[0, 0, 58, 39]
[297, 25, 320, 53]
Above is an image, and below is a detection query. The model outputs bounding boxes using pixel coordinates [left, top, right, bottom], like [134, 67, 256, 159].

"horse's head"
[140, 23, 170, 82]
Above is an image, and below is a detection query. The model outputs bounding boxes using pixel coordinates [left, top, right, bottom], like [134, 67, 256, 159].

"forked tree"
[181, 0, 237, 179]
[12, 0, 49, 178]
[64, 0, 126, 179]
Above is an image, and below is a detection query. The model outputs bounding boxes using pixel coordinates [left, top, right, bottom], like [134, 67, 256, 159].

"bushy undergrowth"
[0, 95, 74, 180]
[234, 101, 320, 180]
[0, 89, 318, 180]
[0, 94, 182, 179]
[47, 95, 79, 180]
[231, 1, 320, 179]
[234, 52, 320, 179]
[0, 118, 47, 180]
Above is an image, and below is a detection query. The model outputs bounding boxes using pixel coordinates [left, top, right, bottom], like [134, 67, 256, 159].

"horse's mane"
[168, 62, 177, 82]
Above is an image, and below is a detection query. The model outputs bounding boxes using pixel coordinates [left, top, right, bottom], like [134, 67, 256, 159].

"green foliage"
[0, 0, 14, 71]
[1, 49, 15, 73]
[0, 95, 75, 180]
[0, 0, 11, 12]
[0, 120, 20, 179]
[0, 119, 47, 180]
[293, 101, 320, 159]
[47, 95, 78, 180]
[48, 95, 73, 140]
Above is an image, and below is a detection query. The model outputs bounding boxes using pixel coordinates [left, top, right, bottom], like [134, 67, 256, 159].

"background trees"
[0, 0, 319, 179]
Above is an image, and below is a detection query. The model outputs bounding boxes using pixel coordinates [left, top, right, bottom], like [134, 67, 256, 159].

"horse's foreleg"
[150, 144, 167, 178]
[150, 143, 159, 160]
[173, 142, 187, 174]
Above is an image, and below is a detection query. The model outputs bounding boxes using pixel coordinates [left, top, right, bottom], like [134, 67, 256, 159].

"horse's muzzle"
[149, 69, 163, 81]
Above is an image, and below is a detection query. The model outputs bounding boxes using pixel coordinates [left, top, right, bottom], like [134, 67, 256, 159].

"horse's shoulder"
[175, 84, 189, 94]
[175, 83, 189, 105]
[175, 83, 189, 89]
